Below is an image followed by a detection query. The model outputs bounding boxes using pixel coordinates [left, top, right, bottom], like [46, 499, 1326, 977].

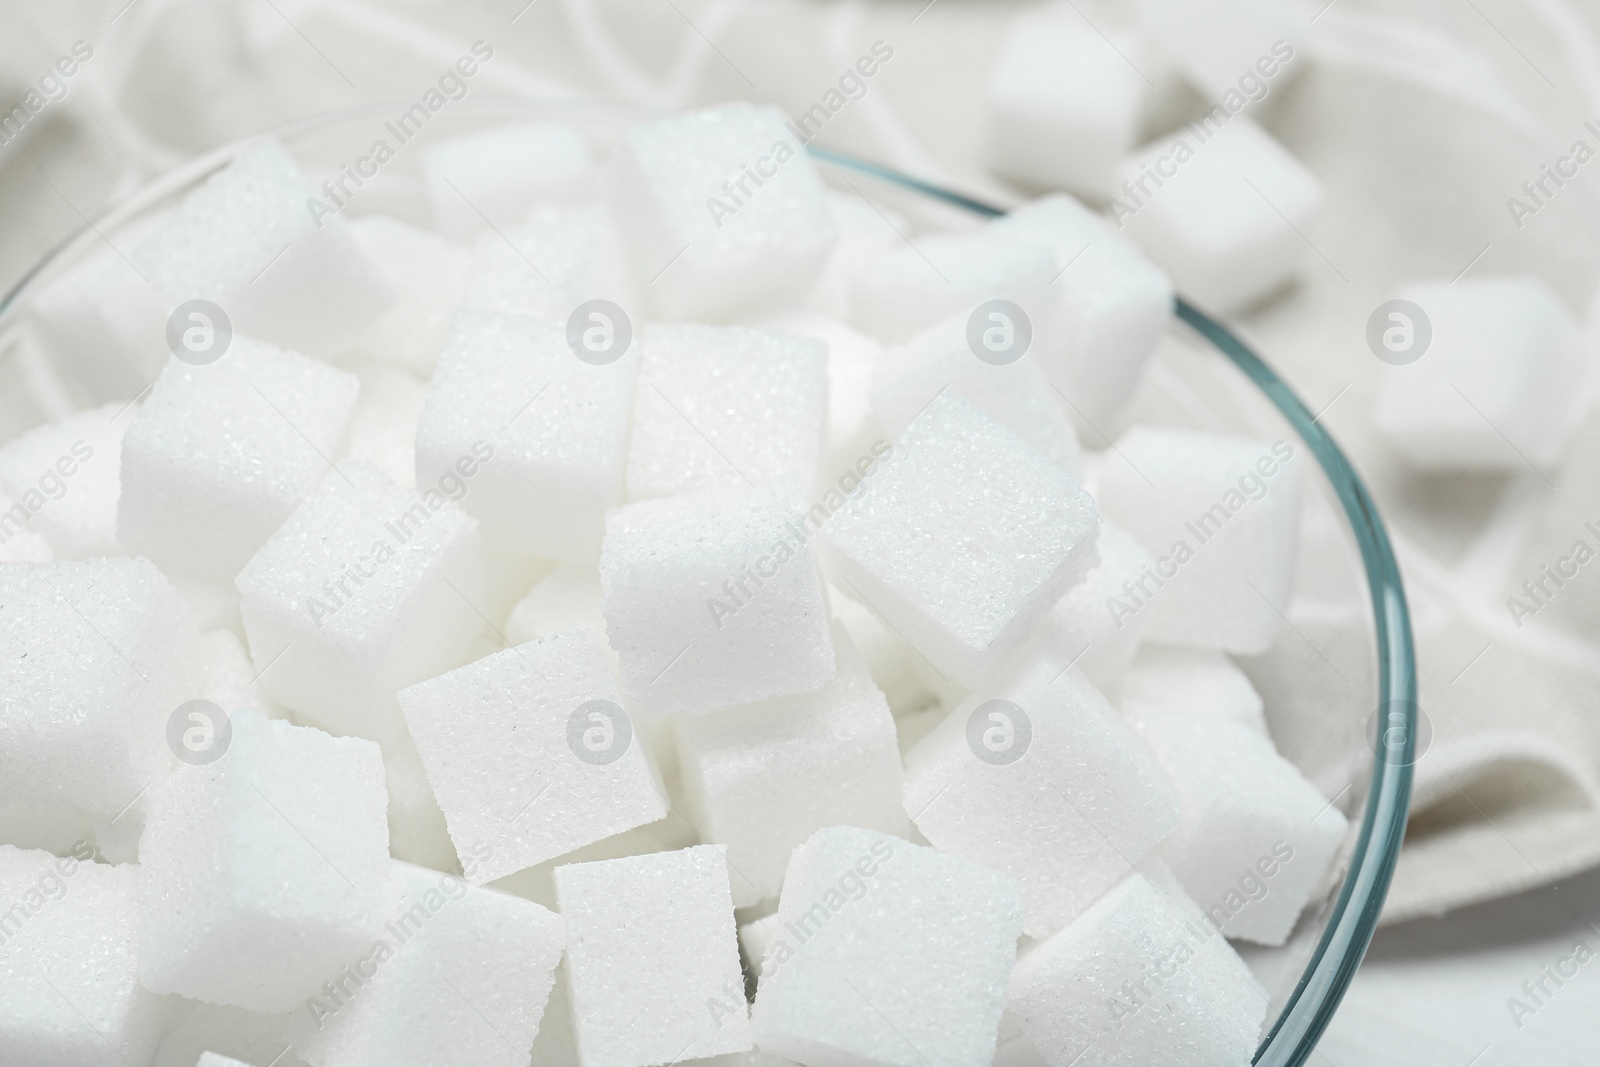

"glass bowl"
[0, 98, 1416, 1067]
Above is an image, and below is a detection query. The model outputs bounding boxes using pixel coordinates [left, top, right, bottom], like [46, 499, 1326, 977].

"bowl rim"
[0, 98, 1416, 1067]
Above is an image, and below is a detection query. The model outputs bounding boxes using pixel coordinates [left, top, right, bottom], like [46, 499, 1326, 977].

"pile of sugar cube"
[3, 15, 1361, 1065]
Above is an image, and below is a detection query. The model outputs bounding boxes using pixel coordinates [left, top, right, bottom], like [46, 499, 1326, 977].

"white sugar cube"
[756, 311, 885, 474]
[903, 650, 1177, 938]
[131, 140, 393, 359]
[828, 583, 937, 717]
[823, 391, 1099, 685]
[611, 103, 838, 320]
[1008, 869, 1266, 1067]
[872, 314, 1081, 477]
[345, 216, 470, 376]
[0, 558, 201, 819]
[422, 122, 594, 239]
[235, 462, 486, 752]
[1373, 277, 1586, 470]
[0, 845, 171, 1065]
[416, 310, 636, 567]
[505, 563, 606, 648]
[1134, 715, 1346, 945]
[138, 710, 391, 1013]
[0, 402, 130, 558]
[851, 229, 1059, 345]
[118, 339, 361, 580]
[675, 623, 907, 906]
[339, 364, 429, 491]
[293, 860, 567, 1067]
[462, 205, 634, 321]
[986, 5, 1144, 199]
[399, 625, 668, 885]
[1096, 426, 1301, 654]
[600, 488, 835, 716]
[751, 827, 1024, 1067]
[626, 324, 826, 502]
[556, 845, 753, 1066]
[1117, 644, 1268, 735]
[1034, 521, 1157, 689]
[193, 627, 265, 715]
[990, 195, 1172, 427]
[1115, 118, 1323, 313]
[1137, 0, 1306, 101]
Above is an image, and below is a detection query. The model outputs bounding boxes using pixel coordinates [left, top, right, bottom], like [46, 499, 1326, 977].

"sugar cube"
[1372, 276, 1587, 470]
[610, 103, 838, 320]
[398, 625, 668, 885]
[675, 623, 907, 906]
[462, 204, 635, 321]
[903, 648, 1177, 938]
[344, 216, 470, 376]
[556, 845, 753, 1066]
[416, 309, 636, 566]
[1095, 425, 1301, 654]
[131, 140, 393, 359]
[292, 860, 567, 1067]
[234, 462, 486, 752]
[505, 563, 606, 647]
[1034, 520, 1157, 689]
[755, 311, 885, 475]
[422, 122, 594, 239]
[822, 391, 1099, 685]
[1008, 868, 1266, 1067]
[1136, 0, 1306, 101]
[626, 324, 826, 502]
[986, 4, 1145, 199]
[0, 402, 130, 558]
[118, 339, 361, 580]
[751, 827, 1024, 1067]
[1117, 644, 1268, 735]
[0, 557, 201, 820]
[599, 488, 835, 716]
[0, 844, 171, 1066]
[138, 710, 391, 1013]
[339, 364, 429, 491]
[828, 583, 933, 717]
[1114, 118, 1324, 313]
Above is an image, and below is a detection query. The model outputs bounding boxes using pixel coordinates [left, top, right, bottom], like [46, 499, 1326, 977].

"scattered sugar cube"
[599, 488, 835, 716]
[0, 845, 171, 1066]
[131, 140, 393, 359]
[0, 402, 130, 558]
[422, 122, 594, 239]
[344, 215, 470, 376]
[555, 845, 753, 1066]
[626, 324, 826, 502]
[1373, 277, 1587, 470]
[462, 204, 635, 321]
[234, 462, 486, 752]
[0, 557, 201, 819]
[903, 650, 1177, 938]
[990, 195, 1172, 427]
[823, 391, 1099, 685]
[1035, 521, 1157, 690]
[399, 626, 668, 885]
[872, 314, 1081, 477]
[986, 4, 1145, 199]
[1137, 0, 1306, 101]
[416, 309, 636, 566]
[1096, 425, 1301, 654]
[751, 827, 1024, 1067]
[138, 710, 391, 1013]
[293, 860, 567, 1067]
[1134, 714, 1346, 945]
[118, 339, 361, 580]
[1117, 644, 1268, 735]
[675, 623, 907, 906]
[610, 103, 839, 321]
[505, 562, 605, 646]
[1008, 868, 1266, 1067]
[1115, 118, 1323, 312]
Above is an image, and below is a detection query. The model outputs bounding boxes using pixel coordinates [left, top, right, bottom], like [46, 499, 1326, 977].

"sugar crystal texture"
[0, 403, 132, 558]
[416, 309, 637, 566]
[599, 488, 835, 716]
[903, 649, 1177, 937]
[1034, 520, 1157, 689]
[610, 103, 838, 321]
[626, 323, 826, 502]
[675, 623, 908, 906]
[422, 122, 594, 239]
[1117, 644, 1268, 735]
[118, 339, 361, 580]
[0, 845, 171, 1066]
[138, 710, 391, 1014]
[462, 204, 636, 321]
[1096, 425, 1301, 654]
[0, 557, 201, 819]
[555, 845, 753, 1067]
[823, 391, 1099, 686]
[345, 216, 470, 376]
[292, 860, 567, 1067]
[398, 625, 667, 885]
[751, 826, 1024, 1067]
